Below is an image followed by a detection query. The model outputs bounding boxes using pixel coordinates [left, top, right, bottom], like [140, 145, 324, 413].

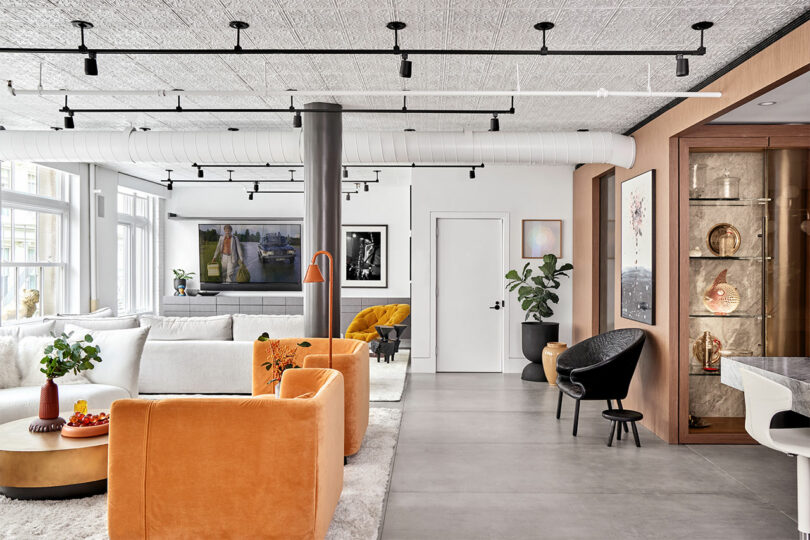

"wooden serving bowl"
[61, 422, 109, 438]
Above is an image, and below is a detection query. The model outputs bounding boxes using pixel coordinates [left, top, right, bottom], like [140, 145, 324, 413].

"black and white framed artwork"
[342, 225, 388, 288]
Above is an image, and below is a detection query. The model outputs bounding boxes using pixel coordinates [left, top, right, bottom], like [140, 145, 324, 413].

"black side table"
[601, 409, 643, 447]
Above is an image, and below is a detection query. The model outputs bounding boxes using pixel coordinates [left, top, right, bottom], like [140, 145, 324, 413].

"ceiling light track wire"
[64, 105, 517, 116]
[0, 20, 712, 58]
[8, 83, 721, 99]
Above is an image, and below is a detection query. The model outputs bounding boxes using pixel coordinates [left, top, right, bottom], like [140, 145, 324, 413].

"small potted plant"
[172, 268, 195, 296]
[505, 254, 573, 382]
[30, 332, 102, 432]
[258, 333, 310, 396]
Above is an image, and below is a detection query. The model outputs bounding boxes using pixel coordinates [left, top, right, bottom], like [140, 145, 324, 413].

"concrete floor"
[380, 373, 800, 540]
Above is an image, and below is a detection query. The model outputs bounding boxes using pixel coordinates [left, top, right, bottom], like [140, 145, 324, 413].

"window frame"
[0, 163, 70, 324]
[117, 188, 157, 315]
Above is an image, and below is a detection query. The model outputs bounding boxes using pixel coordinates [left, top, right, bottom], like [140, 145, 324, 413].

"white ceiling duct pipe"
[0, 129, 635, 168]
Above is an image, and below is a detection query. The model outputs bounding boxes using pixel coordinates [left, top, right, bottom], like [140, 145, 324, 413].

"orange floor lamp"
[303, 250, 334, 368]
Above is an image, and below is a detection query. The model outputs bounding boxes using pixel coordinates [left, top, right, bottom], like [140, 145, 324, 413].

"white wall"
[93, 166, 119, 313]
[411, 165, 574, 373]
[163, 169, 411, 298]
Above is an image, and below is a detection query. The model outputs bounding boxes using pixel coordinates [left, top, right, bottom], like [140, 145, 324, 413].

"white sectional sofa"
[0, 311, 304, 424]
[137, 313, 305, 394]
[0, 316, 149, 425]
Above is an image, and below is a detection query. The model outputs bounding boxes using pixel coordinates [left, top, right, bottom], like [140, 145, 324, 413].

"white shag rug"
[0, 408, 402, 540]
[369, 349, 409, 402]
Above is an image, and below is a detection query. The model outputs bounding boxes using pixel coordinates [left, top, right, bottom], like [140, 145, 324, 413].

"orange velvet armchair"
[108, 368, 344, 540]
[253, 337, 369, 456]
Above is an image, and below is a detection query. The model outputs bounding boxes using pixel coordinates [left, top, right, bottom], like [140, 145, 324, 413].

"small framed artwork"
[522, 219, 562, 258]
[620, 169, 655, 325]
[342, 225, 388, 288]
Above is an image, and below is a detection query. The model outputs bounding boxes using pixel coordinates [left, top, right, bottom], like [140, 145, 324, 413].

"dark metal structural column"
[304, 102, 342, 337]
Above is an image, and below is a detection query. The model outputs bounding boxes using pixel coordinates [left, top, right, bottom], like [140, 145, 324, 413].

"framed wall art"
[341, 225, 388, 288]
[522, 219, 562, 258]
[620, 169, 655, 325]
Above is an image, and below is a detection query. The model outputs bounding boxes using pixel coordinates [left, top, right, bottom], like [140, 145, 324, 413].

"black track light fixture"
[399, 54, 412, 78]
[227, 169, 234, 182]
[289, 169, 296, 182]
[197, 167, 204, 178]
[166, 169, 173, 190]
[343, 166, 348, 178]
[253, 181, 260, 193]
[346, 192, 351, 201]
[50, 126, 63, 131]
[293, 110, 302, 128]
[72, 20, 98, 76]
[489, 113, 499, 132]
[675, 54, 689, 77]
[61, 96, 74, 129]
[84, 52, 98, 76]
[364, 183, 369, 192]
[248, 192, 254, 201]
[469, 167, 476, 180]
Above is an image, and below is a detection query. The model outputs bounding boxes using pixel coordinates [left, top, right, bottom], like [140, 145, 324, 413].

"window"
[117, 189, 157, 314]
[0, 162, 71, 322]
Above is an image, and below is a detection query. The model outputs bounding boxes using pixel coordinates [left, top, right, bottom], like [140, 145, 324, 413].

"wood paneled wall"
[572, 21, 810, 443]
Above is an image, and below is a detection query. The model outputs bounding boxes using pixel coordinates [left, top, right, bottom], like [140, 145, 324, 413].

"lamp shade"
[303, 264, 325, 283]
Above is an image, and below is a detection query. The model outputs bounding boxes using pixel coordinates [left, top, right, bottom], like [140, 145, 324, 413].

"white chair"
[741, 369, 810, 540]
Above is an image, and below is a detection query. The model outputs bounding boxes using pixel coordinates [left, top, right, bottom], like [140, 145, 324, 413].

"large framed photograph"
[620, 170, 655, 325]
[198, 223, 302, 291]
[522, 219, 562, 258]
[342, 225, 388, 288]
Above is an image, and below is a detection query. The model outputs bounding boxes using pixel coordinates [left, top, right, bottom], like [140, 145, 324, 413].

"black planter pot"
[521, 321, 559, 382]
[173, 278, 187, 296]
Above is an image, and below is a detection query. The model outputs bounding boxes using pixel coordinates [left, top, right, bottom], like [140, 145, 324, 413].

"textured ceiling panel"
[0, 0, 807, 132]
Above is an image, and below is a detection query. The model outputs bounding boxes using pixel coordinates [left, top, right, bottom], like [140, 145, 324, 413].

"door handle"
[489, 301, 501, 310]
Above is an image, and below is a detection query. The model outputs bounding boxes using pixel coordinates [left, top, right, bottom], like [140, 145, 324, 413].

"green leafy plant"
[40, 332, 102, 380]
[505, 254, 573, 322]
[172, 268, 195, 280]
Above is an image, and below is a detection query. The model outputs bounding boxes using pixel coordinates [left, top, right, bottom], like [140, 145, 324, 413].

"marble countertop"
[721, 356, 810, 417]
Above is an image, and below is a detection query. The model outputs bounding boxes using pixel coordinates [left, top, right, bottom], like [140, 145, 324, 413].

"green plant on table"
[505, 254, 573, 321]
[40, 332, 102, 380]
[172, 268, 195, 280]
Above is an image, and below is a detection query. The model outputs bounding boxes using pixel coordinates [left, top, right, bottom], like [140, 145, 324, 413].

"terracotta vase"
[39, 379, 60, 419]
[541, 342, 567, 386]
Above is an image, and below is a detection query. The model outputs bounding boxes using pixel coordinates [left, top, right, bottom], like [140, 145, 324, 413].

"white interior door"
[436, 217, 504, 372]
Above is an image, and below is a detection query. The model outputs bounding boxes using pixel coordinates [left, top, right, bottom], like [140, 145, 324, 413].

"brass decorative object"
[706, 223, 741, 256]
[703, 269, 741, 315]
[692, 331, 722, 372]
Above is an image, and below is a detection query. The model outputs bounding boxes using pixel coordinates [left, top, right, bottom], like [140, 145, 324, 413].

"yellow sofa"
[108, 368, 344, 540]
[346, 304, 410, 342]
[253, 337, 369, 456]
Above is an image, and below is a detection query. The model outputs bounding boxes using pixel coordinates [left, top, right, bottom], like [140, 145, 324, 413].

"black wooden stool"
[601, 409, 643, 447]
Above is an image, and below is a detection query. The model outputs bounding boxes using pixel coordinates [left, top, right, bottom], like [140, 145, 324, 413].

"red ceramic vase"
[39, 379, 60, 420]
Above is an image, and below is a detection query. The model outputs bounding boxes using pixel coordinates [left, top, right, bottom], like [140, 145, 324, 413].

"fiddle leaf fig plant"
[505, 254, 573, 322]
[40, 332, 102, 380]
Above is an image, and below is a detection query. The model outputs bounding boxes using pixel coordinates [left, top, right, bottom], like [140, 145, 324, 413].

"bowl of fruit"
[61, 412, 110, 438]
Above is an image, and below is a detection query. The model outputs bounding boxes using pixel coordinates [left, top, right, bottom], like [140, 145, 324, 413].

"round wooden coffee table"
[0, 412, 108, 500]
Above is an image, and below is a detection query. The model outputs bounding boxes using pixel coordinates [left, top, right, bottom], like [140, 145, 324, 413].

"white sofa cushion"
[0, 383, 129, 425]
[232, 314, 305, 342]
[11, 320, 56, 338]
[139, 315, 232, 341]
[18, 336, 90, 387]
[64, 324, 149, 398]
[0, 336, 19, 389]
[138, 340, 253, 394]
[47, 314, 131, 335]
[56, 307, 113, 318]
[56, 316, 138, 334]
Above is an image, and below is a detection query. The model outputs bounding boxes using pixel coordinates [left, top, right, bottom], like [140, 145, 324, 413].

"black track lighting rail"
[192, 163, 484, 169]
[159, 179, 379, 184]
[0, 20, 711, 59]
[64, 106, 515, 116]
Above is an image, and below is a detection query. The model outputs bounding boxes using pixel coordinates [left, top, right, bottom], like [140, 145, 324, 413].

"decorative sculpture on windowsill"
[20, 288, 40, 318]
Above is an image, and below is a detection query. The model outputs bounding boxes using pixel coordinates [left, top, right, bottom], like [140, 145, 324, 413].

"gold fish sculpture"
[702, 269, 740, 315]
